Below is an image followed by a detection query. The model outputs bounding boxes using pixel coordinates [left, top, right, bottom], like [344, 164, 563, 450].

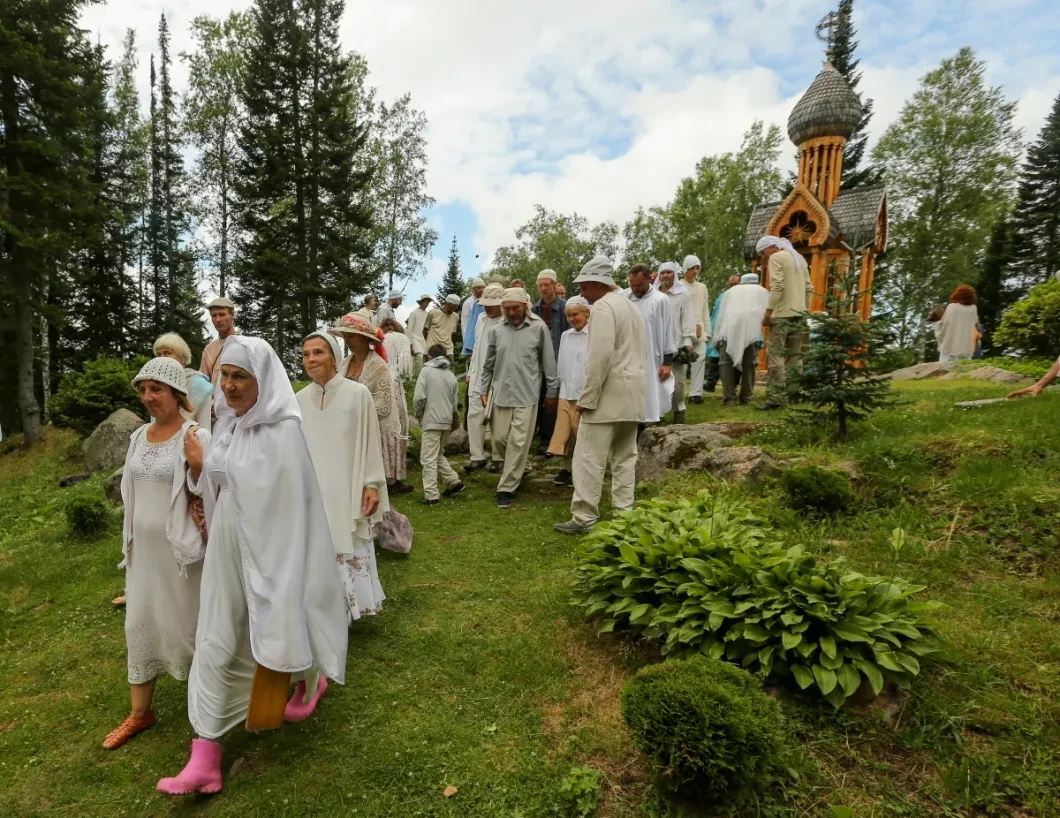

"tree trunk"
[39, 270, 50, 425]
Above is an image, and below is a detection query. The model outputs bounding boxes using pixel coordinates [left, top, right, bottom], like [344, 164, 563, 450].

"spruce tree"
[830, 0, 881, 189]
[0, 0, 99, 445]
[791, 254, 898, 441]
[975, 218, 1016, 354]
[1010, 92, 1060, 289]
[235, 0, 374, 366]
[438, 236, 465, 303]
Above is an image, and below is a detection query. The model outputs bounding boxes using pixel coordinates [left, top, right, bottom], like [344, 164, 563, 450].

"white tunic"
[297, 374, 390, 622]
[405, 307, 430, 355]
[663, 283, 697, 349]
[123, 429, 203, 684]
[383, 331, 414, 383]
[627, 288, 676, 423]
[557, 326, 590, 401]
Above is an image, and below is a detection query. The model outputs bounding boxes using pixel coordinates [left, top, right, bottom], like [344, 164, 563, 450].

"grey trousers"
[717, 341, 757, 404]
[670, 363, 687, 414]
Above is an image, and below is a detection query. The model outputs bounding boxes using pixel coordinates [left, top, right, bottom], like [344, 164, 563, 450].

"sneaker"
[419, 497, 439, 505]
[463, 460, 487, 473]
[553, 469, 573, 487]
[690, 395, 704, 404]
[554, 519, 593, 535]
[496, 491, 514, 509]
[488, 461, 503, 474]
[443, 481, 466, 497]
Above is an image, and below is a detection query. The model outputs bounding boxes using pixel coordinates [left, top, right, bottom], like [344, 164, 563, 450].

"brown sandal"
[102, 711, 156, 750]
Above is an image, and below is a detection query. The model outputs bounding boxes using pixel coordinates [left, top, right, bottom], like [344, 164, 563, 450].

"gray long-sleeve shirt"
[476, 315, 559, 407]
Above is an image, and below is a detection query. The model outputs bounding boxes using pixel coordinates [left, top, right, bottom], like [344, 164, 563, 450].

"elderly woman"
[153, 333, 214, 430]
[381, 318, 414, 384]
[547, 296, 591, 487]
[157, 336, 346, 796]
[332, 314, 413, 494]
[103, 357, 210, 750]
[936, 285, 980, 363]
[297, 332, 389, 625]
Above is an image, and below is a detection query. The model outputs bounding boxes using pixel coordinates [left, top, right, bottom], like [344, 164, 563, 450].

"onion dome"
[787, 64, 863, 146]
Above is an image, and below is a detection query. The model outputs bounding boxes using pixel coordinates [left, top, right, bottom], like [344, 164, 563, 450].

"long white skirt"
[125, 478, 201, 685]
[337, 537, 386, 624]
[187, 488, 256, 740]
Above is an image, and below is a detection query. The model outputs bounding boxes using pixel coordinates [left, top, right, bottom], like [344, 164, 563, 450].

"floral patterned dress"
[348, 351, 407, 482]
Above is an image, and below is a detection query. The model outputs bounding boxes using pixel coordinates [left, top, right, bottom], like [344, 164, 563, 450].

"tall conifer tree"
[830, 0, 881, 189]
[438, 236, 464, 303]
[1010, 92, 1060, 289]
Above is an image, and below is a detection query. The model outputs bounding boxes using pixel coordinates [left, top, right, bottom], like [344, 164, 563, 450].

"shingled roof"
[743, 184, 887, 259]
[787, 65, 864, 146]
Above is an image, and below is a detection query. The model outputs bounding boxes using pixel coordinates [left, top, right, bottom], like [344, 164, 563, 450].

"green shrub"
[781, 466, 853, 515]
[975, 355, 1054, 380]
[621, 656, 788, 801]
[571, 492, 941, 707]
[994, 278, 1060, 357]
[65, 495, 110, 538]
[52, 356, 146, 436]
[557, 766, 601, 817]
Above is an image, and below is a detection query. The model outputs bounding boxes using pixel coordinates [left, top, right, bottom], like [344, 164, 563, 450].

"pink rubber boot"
[284, 675, 328, 723]
[156, 738, 223, 795]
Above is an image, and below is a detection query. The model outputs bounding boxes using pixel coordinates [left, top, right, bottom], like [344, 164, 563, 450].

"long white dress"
[187, 336, 347, 740]
[627, 288, 676, 423]
[123, 430, 203, 684]
[297, 372, 390, 622]
[383, 331, 414, 384]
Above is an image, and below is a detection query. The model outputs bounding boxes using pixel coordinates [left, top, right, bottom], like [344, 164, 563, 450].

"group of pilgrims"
[104, 237, 811, 796]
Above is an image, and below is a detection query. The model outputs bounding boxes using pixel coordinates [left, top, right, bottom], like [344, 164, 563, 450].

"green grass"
[2, 378, 1059, 817]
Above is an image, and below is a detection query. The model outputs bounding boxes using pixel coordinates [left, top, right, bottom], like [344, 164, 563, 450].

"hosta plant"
[571, 492, 942, 707]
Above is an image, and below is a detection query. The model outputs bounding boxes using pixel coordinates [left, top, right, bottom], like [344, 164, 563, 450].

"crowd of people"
[100, 237, 828, 796]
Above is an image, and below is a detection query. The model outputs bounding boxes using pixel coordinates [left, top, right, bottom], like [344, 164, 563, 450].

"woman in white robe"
[380, 319, 414, 384]
[103, 357, 210, 750]
[298, 331, 390, 622]
[157, 336, 346, 796]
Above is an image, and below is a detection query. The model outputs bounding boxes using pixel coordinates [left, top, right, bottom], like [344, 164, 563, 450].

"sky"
[80, 0, 1060, 316]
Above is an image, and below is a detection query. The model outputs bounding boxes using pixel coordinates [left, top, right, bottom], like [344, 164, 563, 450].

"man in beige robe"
[757, 236, 813, 410]
[555, 256, 646, 535]
[198, 297, 240, 397]
[425, 294, 461, 358]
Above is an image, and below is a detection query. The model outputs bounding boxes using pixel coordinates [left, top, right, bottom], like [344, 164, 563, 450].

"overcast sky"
[80, 0, 1060, 308]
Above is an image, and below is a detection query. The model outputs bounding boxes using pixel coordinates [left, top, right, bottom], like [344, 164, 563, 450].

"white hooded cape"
[199, 335, 347, 681]
[627, 287, 676, 423]
[712, 283, 770, 370]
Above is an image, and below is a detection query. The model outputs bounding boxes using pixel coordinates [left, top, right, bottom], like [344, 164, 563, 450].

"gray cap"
[208, 296, 235, 310]
[387, 290, 403, 300]
[574, 256, 616, 286]
[445, 293, 461, 306]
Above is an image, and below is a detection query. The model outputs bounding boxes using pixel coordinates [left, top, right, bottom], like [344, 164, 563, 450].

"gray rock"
[938, 366, 1032, 385]
[700, 446, 782, 482]
[444, 426, 469, 455]
[885, 362, 954, 381]
[635, 425, 735, 483]
[83, 409, 144, 473]
[104, 467, 124, 505]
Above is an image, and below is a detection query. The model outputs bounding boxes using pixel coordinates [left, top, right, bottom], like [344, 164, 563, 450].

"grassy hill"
[1, 379, 1058, 817]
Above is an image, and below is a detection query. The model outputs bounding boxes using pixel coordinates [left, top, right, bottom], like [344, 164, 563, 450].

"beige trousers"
[467, 391, 489, 463]
[670, 363, 687, 413]
[570, 421, 639, 527]
[490, 404, 538, 494]
[420, 429, 461, 500]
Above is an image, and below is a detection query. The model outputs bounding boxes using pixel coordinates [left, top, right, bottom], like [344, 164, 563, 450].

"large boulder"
[885, 362, 954, 381]
[938, 366, 1033, 385]
[635, 425, 780, 483]
[104, 467, 124, 505]
[444, 426, 470, 456]
[83, 409, 144, 473]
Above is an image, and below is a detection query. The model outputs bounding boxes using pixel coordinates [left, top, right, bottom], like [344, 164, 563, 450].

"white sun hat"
[445, 293, 461, 306]
[574, 256, 616, 286]
[132, 356, 189, 394]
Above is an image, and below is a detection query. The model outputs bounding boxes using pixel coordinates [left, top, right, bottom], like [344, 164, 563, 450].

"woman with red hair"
[331, 314, 413, 495]
[936, 285, 980, 363]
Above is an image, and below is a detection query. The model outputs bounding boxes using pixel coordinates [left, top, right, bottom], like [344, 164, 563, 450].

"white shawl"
[120, 417, 211, 573]
[712, 283, 770, 370]
[204, 335, 347, 681]
[297, 369, 390, 554]
[935, 302, 979, 359]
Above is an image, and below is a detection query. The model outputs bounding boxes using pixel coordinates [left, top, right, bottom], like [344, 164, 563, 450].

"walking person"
[756, 236, 812, 411]
[352, 295, 377, 325]
[374, 291, 402, 329]
[704, 276, 742, 394]
[625, 263, 675, 425]
[547, 297, 592, 487]
[682, 256, 710, 404]
[406, 295, 432, 378]
[297, 332, 388, 626]
[935, 285, 980, 363]
[103, 357, 210, 750]
[555, 257, 646, 535]
[476, 288, 558, 509]
[425, 294, 461, 359]
[712, 274, 769, 405]
[158, 337, 346, 796]
[199, 297, 239, 396]
[464, 283, 505, 473]
[381, 319, 414, 385]
[532, 269, 569, 455]
[657, 262, 696, 423]
[332, 314, 413, 494]
[461, 278, 486, 349]
[414, 344, 466, 504]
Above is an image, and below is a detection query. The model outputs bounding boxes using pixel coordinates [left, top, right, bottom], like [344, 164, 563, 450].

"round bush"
[621, 656, 788, 801]
[52, 356, 147, 437]
[781, 465, 853, 515]
[65, 495, 111, 538]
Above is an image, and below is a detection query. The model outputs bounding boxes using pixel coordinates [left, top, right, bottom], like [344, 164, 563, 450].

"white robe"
[712, 283, 770, 370]
[405, 307, 429, 355]
[297, 372, 390, 621]
[627, 288, 676, 423]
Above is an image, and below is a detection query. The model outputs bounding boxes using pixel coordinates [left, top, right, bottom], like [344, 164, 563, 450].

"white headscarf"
[755, 236, 807, 272]
[217, 335, 301, 428]
[304, 330, 344, 368]
[712, 283, 769, 370]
